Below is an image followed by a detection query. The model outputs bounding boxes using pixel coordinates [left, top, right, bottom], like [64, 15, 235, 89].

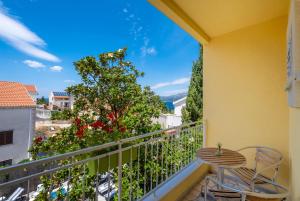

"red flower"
[34, 136, 43, 144]
[107, 127, 113, 133]
[76, 125, 88, 139]
[74, 118, 81, 127]
[90, 120, 105, 129]
[107, 113, 116, 122]
[119, 126, 126, 133]
[103, 126, 113, 133]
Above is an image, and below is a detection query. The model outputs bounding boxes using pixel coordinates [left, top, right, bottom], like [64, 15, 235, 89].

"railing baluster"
[190, 128, 192, 162]
[176, 128, 179, 172]
[137, 145, 140, 194]
[180, 129, 184, 170]
[49, 167, 54, 201]
[166, 135, 169, 179]
[144, 143, 147, 194]
[194, 126, 196, 157]
[130, 146, 133, 201]
[150, 138, 153, 191]
[156, 140, 159, 187]
[82, 163, 86, 201]
[67, 165, 71, 201]
[108, 155, 111, 201]
[118, 142, 122, 201]
[170, 134, 173, 176]
[95, 157, 99, 201]
[161, 137, 164, 184]
[26, 179, 30, 201]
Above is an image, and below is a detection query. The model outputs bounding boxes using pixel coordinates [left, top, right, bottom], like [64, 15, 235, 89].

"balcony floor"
[180, 179, 206, 201]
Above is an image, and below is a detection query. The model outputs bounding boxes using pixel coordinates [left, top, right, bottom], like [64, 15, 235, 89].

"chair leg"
[204, 178, 208, 201]
[250, 182, 255, 192]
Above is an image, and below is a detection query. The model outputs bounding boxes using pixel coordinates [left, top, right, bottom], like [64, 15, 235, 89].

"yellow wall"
[161, 164, 209, 201]
[203, 16, 289, 184]
[289, 108, 300, 200]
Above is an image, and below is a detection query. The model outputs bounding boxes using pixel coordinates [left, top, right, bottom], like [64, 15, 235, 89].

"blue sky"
[0, 0, 199, 97]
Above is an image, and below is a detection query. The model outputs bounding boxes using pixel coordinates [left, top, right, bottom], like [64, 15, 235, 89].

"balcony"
[0, 122, 207, 201]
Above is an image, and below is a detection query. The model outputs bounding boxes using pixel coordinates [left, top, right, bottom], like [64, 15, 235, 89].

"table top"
[197, 147, 246, 168]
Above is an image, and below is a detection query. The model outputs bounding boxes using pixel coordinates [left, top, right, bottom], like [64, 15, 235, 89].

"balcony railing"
[0, 122, 203, 201]
[36, 108, 51, 119]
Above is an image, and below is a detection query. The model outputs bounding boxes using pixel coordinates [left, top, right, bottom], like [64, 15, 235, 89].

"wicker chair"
[228, 146, 283, 191]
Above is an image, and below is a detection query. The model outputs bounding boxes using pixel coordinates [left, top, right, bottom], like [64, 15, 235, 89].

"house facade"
[173, 96, 186, 116]
[0, 81, 36, 164]
[153, 97, 186, 128]
[49, 91, 74, 110]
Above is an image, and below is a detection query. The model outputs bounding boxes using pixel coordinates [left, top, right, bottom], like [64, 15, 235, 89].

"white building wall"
[174, 103, 186, 116]
[53, 99, 70, 108]
[0, 108, 35, 164]
[49, 92, 73, 110]
[153, 114, 182, 129]
[49, 92, 54, 108]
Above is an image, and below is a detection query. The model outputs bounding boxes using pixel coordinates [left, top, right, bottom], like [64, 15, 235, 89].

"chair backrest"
[255, 147, 282, 168]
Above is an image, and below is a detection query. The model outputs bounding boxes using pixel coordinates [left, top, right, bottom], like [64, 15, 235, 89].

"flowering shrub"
[29, 48, 165, 201]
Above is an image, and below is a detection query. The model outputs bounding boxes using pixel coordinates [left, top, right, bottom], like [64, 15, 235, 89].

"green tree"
[51, 109, 72, 120]
[29, 48, 165, 200]
[31, 48, 164, 154]
[182, 44, 203, 122]
[37, 96, 47, 105]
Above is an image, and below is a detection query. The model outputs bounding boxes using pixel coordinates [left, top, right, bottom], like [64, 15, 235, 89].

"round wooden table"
[197, 148, 246, 185]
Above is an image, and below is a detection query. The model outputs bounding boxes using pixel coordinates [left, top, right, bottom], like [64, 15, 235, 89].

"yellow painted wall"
[289, 108, 300, 200]
[203, 16, 289, 185]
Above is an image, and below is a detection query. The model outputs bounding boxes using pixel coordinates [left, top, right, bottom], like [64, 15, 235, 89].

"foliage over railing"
[0, 122, 203, 201]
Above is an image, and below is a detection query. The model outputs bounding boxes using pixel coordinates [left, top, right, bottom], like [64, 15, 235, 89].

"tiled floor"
[180, 180, 206, 201]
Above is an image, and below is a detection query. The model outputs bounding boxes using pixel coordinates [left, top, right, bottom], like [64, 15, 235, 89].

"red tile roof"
[0, 81, 36, 108]
[24, 84, 37, 93]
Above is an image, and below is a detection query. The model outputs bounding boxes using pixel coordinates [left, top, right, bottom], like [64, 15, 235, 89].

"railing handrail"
[0, 121, 201, 174]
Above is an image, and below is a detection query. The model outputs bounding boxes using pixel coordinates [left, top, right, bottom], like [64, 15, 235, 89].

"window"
[0, 130, 13, 146]
[0, 159, 12, 167]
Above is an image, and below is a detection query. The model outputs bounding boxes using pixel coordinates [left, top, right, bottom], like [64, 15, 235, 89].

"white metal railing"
[0, 122, 203, 201]
[36, 109, 51, 119]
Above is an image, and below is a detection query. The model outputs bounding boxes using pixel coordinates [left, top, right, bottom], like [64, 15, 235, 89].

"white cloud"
[151, 77, 190, 89]
[23, 59, 45, 68]
[137, 26, 143, 32]
[141, 46, 157, 57]
[123, 8, 128, 13]
[0, 7, 60, 62]
[140, 37, 157, 57]
[64, 79, 75, 83]
[161, 89, 188, 96]
[50, 65, 63, 72]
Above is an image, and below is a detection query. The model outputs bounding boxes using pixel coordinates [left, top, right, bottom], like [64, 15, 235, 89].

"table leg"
[217, 167, 224, 189]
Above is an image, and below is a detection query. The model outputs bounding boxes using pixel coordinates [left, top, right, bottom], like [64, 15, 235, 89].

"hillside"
[160, 92, 187, 102]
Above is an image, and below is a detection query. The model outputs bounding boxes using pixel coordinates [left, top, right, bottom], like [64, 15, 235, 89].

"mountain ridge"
[160, 92, 187, 102]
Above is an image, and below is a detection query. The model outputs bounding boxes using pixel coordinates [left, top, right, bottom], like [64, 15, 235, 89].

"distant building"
[0, 81, 36, 164]
[49, 91, 74, 110]
[154, 97, 187, 129]
[173, 96, 187, 116]
[153, 114, 182, 129]
[24, 85, 38, 102]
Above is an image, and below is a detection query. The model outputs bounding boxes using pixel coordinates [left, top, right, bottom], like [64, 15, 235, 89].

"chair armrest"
[252, 161, 282, 182]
